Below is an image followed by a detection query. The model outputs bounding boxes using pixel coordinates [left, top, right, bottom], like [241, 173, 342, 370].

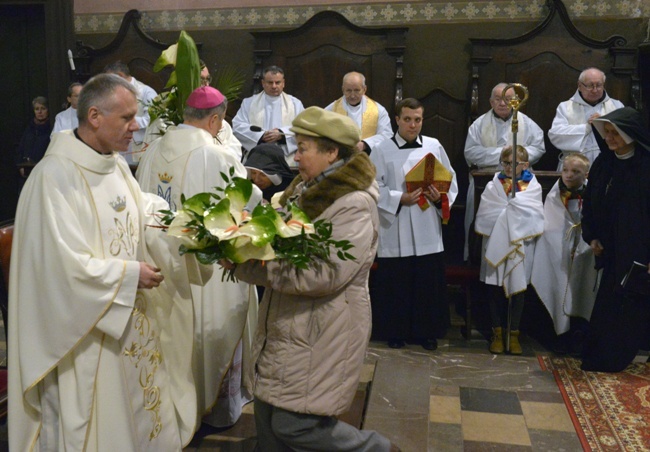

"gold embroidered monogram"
[108, 212, 138, 257]
[123, 291, 164, 440]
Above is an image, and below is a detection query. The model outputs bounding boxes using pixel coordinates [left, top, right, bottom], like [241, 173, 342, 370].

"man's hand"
[262, 129, 283, 143]
[400, 188, 422, 206]
[423, 184, 441, 204]
[355, 141, 366, 153]
[590, 239, 604, 257]
[138, 262, 164, 289]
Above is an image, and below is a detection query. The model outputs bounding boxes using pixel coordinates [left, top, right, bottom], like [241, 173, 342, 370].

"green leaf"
[182, 192, 212, 215]
[174, 31, 201, 116]
[224, 177, 253, 215]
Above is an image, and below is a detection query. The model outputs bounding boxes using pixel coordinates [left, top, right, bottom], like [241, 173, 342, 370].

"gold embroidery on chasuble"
[123, 292, 164, 440]
[332, 97, 379, 139]
[88, 168, 165, 442]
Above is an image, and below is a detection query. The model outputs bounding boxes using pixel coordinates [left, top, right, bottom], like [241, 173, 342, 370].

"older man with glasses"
[549, 67, 624, 170]
[463, 82, 545, 261]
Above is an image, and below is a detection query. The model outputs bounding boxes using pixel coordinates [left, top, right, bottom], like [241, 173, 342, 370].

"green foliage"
[159, 172, 355, 281]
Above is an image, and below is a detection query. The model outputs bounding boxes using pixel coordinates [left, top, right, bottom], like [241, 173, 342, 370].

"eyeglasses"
[500, 161, 526, 168]
[491, 97, 514, 104]
[200, 75, 212, 86]
[579, 81, 604, 91]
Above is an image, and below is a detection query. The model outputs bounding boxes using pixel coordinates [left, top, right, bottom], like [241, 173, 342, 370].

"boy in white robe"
[475, 145, 544, 354]
[531, 154, 598, 353]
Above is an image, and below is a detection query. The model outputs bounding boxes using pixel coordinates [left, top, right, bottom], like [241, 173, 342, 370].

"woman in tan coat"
[232, 107, 397, 451]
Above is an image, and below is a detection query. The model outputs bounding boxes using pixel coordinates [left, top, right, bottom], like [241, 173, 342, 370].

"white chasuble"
[87, 169, 178, 450]
[136, 125, 258, 426]
[9, 131, 183, 452]
[531, 181, 598, 334]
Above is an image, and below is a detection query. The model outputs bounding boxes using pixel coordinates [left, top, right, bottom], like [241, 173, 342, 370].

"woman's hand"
[219, 259, 236, 270]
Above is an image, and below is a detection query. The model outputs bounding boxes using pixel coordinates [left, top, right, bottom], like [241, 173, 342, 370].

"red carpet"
[539, 356, 650, 451]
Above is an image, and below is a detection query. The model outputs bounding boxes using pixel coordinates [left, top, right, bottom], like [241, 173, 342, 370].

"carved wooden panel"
[251, 11, 407, 115]
[74, 10, 190, 92]
[419, 89, 469, 263]
[469, 0, 638, 171]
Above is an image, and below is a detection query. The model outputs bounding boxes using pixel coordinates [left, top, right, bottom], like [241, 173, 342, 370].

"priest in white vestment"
[232, 65, 304, 166]
[324, 71, 393, 154]
[463, 82, 545, 261]
[51, 82, 82, 137]
[531, 154, 598, 336]
[136, 86, 259, 429]
[548, 67, 623, 170]
[9, 74, 204, 451]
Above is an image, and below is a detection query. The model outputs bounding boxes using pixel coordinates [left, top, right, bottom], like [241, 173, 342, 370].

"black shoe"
[387, 339, 406, 349]
[421, 338, 438, 351]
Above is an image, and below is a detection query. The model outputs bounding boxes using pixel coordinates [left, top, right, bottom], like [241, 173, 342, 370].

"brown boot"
[509, 330, 522, 355]
[489, 327, 504, 354]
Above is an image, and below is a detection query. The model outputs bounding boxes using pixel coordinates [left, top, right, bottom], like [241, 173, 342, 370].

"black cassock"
[581, 107, 650, 372]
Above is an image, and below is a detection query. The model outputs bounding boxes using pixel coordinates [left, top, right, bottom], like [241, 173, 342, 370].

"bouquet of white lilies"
[158, 168, 355, 280]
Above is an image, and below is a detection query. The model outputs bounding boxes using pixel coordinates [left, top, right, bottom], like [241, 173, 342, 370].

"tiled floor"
[2, 300, 646, 451]
[184, 315, 586, 451]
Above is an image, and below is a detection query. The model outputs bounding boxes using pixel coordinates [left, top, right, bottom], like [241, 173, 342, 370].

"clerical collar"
[393, 133, 423, 149]
[492, 110, 513, 121]
[74, 129, 110, 156]
[578, 91, 606, 107]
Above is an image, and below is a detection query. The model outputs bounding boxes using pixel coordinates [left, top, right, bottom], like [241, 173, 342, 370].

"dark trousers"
[370, 253, 449, 341]
[489, 287, 525, 330]
[254, 399, 391, 451]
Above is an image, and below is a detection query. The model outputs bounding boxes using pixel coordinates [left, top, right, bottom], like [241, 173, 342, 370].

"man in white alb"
[463, 82, 545, 261]
[325, 71, 392, 154]
[232, 65, 304, 166]
[548, 67, 623, 169]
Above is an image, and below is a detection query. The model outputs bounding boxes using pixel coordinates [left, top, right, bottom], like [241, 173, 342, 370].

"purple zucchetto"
[186, 86, 225, 109]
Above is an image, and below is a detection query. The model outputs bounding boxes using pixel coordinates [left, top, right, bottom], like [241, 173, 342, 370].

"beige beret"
[290, 106, 361, 148]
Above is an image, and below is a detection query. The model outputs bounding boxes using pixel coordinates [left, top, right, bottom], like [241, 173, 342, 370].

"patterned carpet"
[539, 356, 650, 451]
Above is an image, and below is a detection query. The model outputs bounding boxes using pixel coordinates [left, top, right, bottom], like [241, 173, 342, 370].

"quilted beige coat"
[234, 152, 379, 416]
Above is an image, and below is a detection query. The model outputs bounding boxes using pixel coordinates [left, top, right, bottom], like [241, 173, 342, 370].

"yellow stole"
[333, 96, 379, 139]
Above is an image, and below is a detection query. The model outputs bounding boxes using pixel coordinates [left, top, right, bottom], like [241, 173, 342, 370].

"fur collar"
[280, 152, 376, 220]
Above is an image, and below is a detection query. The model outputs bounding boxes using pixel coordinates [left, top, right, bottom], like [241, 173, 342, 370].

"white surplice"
[136, 124, 259, 427]
[232, 91, 304, 162]
[475, 172, 544, 297]
[9, 130, 197, 451]
[51, 106, 78, 137]
[371, 135, 458, 258]
[548, 90, 623, 169]
[324, 95, 393, 151]
[531, 180, 598, 334]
